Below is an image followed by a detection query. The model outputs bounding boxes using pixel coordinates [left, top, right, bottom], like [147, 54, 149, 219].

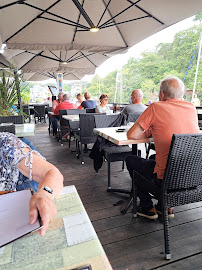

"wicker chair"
[0, 124, 16, 134]
[0, 115, 24, 124]
[86, 108, 95, 113]
[132, 133, 202, 260]
[75, 113, 101, 164]
[34, 105, 46, 123]
[94, 114, 132, 192]
[126, 112, 142, 123]
[22, 105, 31, 123]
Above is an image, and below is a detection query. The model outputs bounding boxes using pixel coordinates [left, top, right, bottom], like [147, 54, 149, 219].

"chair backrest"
[66, 109, 86, 115]
[59, 109, 69, 127]
[34, 105, 45, 116]
[79, 114, 97, 138]
[163, 134, 202, 191]
[0, 124, 16, 134]
[94, 114, 119, 128]
[22, 105, 30, 116]
[86, 108, 95, 113]
[127, 112, 142, 123]
[0, 115, 24, 124]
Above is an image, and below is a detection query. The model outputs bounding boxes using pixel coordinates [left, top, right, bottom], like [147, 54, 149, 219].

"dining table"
[62, 114, 80, 122]
[93, 126, 152, 155]
[0, 185, 112, 270]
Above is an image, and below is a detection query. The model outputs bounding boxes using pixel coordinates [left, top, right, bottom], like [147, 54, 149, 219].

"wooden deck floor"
[28, 123, 202, 270]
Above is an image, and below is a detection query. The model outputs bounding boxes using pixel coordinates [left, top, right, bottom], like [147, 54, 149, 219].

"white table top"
[94, 126, 151, 146]
[15, 123, 35, 137]
[62, 115, 79, 122]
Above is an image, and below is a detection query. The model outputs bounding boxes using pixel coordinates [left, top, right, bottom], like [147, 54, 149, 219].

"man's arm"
[127, 122, 148, 140]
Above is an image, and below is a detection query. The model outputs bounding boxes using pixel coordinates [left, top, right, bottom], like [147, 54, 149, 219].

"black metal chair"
[0, 124, 16, 134]
[132, 133, 202, 260]
[22, 105, 31, 123]
[75, 113, 101, 164]
[0, 115, 24, 124]
[94, 114, 132, 192]
[34, 105, 46, 123]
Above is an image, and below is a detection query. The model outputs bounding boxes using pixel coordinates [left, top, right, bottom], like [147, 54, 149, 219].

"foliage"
[85, 21, 202, 105]
[0, 69, 18, 116]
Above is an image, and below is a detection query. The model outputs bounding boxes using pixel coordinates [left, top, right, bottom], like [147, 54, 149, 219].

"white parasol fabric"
[0, 0, 201, 80]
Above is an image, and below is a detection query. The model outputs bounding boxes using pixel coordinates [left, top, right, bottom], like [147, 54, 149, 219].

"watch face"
[43, 186, 53, 194]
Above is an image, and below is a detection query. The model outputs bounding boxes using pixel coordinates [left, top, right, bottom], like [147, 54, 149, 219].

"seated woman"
[95, 93, 112, 114]
[0, 132, 64, 236]
[76, 93, 84, 109]
[81, 91, 96, 109]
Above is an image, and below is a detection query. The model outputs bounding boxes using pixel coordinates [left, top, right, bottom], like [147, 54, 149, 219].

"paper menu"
[0, 189, 41, 248]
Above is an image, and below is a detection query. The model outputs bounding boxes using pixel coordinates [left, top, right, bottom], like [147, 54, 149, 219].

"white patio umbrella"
[0, 0, 201, 79]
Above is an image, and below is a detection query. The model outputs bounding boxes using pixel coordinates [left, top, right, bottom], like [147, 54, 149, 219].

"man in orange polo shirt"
[126, 76, 199, 219]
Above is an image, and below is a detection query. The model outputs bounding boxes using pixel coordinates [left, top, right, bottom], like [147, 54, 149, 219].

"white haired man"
[126, 76, 200, 219]
[122, 89, 147, 115]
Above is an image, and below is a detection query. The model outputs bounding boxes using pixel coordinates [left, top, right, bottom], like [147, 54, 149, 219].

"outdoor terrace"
[29, 122, 202, 270]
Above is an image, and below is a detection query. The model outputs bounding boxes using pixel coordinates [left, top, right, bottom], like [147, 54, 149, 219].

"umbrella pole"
[14, 70, 23, 114]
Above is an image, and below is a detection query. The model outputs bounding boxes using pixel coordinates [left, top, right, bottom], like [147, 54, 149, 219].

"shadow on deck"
[28, 123, 202, 270]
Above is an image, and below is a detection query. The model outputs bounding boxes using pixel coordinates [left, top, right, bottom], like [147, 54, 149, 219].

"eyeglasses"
[103, 98, 109, 101]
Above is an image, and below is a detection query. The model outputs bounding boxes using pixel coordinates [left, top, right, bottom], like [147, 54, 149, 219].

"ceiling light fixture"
[90, 27, 99, 33]
[62, 61, 67, 64]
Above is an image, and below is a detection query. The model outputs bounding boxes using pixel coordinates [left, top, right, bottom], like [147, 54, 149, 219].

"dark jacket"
[89, 114, 126, 172]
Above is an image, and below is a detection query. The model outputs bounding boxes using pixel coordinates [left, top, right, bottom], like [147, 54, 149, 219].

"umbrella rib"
[126, 0, 164, 25]
[40, 16, 88, 30]
[19, 51, 44, 70]
[99, 0, 141, 28]
[49, 51, 62, 61]
[0, 0, 28, 10]
[0, 61, 9, 68]
[97, 0, 112, 27]
[100, 15, 150, 29]
[72, 0, 85, 43]
[67, 52, 96, 63]
[66, 51, 81, 62]
[79, 51, 97, 67]
[72, 0, 94, 28]
[5, 0, 62, 43]
[101, 0, 128, 48]
[24, 2, 89, 30]
[25, 51, 62, 63]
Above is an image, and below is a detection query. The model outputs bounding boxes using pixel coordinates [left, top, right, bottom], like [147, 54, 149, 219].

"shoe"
[137, 206, 158, 220]
[156, 204, 174, 219]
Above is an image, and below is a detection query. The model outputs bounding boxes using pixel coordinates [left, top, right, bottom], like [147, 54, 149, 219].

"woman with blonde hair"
[81, 91, 96, 109]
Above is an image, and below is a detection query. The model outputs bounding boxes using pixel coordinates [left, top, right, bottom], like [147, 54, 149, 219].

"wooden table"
[0, 185, 112, 270]
[94, 126, 152, 155]
[62, 115, 79, 122]
[15, 124, 35, 137]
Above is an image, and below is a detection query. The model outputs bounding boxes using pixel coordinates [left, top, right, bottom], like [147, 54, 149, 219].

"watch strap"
[40, 186, 54, 200]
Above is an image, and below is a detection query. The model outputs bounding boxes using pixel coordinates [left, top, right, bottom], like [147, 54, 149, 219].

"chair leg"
[60, 130, 63, 146]
[69, 132, 71, 148]
[80, 143, 84, 164]
[107, 161, 111, 189]
[122, 160, 124, 170]
[162, 200, 171, 259]
[132, 171, 138, 217]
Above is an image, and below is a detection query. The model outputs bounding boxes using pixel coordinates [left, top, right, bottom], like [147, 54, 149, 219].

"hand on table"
[29, 190, 57, 236]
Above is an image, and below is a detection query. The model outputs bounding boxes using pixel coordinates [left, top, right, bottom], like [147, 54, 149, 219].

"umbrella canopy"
[0, 0, 201, 79]
[0, 53, 10, 68]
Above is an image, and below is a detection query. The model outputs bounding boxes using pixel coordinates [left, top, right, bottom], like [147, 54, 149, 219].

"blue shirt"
[81, 100, 96, 109]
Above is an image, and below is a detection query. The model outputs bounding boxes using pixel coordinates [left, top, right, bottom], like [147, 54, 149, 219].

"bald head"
[159, 76, 184, 101]
[131, 89, 143, 104]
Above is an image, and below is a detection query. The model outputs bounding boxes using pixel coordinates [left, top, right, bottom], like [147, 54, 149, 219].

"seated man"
[122, 89, 147, 115]
[51, 94, 77, 137]
[50, 92, 63, 136]
[126, 76, 200, 219]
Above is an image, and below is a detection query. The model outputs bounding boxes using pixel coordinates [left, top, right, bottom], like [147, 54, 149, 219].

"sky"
[82, 16, 196, 82]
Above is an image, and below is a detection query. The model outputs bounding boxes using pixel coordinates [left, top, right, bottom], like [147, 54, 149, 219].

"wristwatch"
[40, 186, 54, 200]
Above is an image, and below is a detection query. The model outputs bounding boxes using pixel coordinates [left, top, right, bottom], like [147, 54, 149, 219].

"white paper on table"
[0, 189, 42, 248]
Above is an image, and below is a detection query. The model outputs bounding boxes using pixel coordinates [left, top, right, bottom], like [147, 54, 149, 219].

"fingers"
[29, 192, 57, 236]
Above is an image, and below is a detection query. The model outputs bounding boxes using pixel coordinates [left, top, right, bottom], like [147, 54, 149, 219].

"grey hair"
[63, 94, 70, 100]
[159, 76, 184, 99]
[58, 92, 63, 98]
